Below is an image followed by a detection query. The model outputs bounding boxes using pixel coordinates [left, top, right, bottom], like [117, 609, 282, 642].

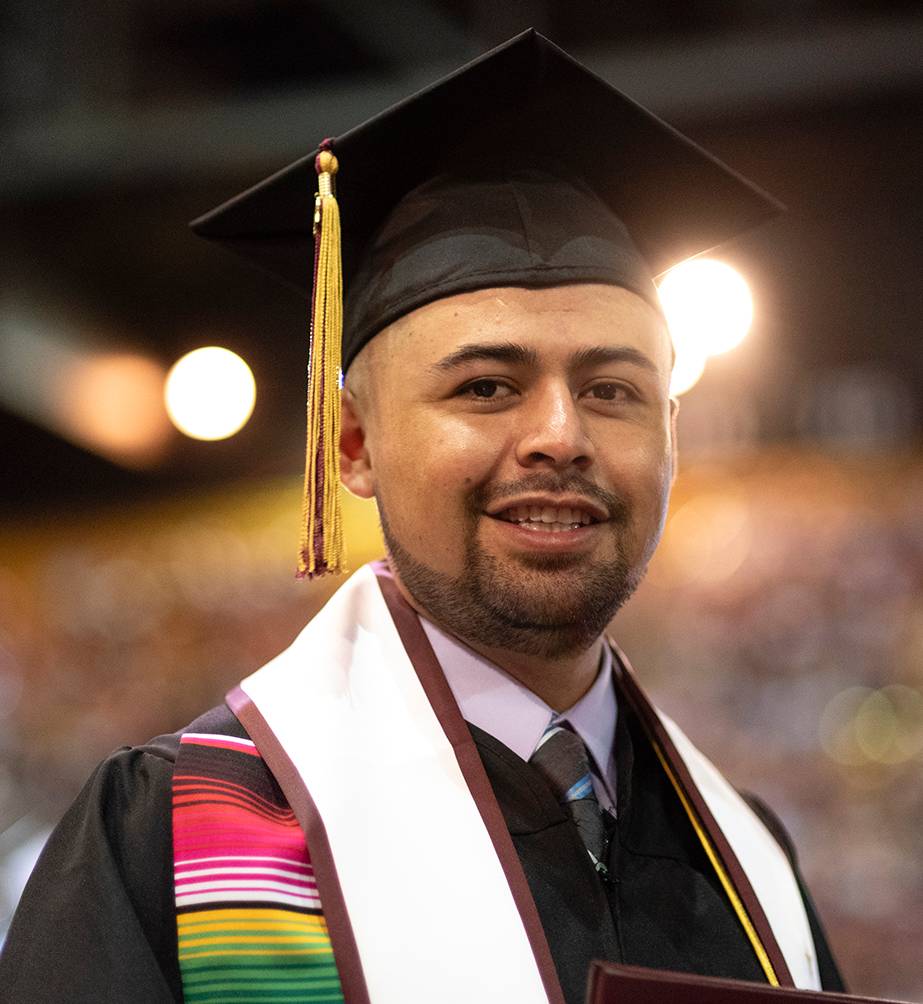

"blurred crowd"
[1, 448, 921, 999]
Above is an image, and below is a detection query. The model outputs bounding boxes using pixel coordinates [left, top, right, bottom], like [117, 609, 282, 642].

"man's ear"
[669, 396, 680, 487]
[339, 389, 375, 499]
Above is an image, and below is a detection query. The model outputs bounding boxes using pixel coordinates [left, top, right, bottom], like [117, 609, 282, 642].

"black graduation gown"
[472, 705, 846, 1002]
[0, 702, 844, 1003]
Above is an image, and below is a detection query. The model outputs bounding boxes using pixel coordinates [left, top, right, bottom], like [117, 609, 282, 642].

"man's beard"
[378, 474, 647, 659]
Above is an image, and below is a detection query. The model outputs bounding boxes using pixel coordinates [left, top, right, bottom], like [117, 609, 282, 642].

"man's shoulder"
[98, 702, 249, 776]
[160, 702, 250, 747]
[70, 701, 256, 864]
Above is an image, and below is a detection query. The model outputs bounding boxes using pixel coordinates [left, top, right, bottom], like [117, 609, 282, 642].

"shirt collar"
[554, 645, 617, 794]
[418, 615, 618, 803]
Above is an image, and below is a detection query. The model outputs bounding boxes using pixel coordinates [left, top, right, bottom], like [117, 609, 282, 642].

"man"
[0, 31, 845, 1004]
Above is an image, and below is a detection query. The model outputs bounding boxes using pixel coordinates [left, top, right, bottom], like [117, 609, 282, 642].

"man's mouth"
[490, 504, 602, 533]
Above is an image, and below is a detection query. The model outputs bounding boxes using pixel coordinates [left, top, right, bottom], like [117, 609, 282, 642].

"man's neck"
[388, 566, 604, 711]
[451, 635, 605, 713]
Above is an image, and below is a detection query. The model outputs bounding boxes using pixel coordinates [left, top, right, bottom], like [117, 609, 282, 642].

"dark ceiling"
[2, 1, 922, 515]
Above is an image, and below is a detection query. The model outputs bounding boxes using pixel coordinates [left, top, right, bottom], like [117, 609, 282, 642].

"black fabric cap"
[191, 29, 783, 371]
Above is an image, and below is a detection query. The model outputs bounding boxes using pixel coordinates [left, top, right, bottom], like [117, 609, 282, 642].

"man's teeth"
[500, 505, 595, 528]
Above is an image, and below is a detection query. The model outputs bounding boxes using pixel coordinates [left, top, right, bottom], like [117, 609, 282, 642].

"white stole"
[236, 563, 820, 1002]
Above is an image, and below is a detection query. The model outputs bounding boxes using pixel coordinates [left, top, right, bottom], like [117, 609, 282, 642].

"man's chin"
[473, 551, 639, 627]
[483, 593, 602, 631]
[504, 549, 590, 572]
[485, 539, 614, 575]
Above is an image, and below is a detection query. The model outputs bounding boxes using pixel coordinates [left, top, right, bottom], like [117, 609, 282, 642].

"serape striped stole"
[172, 731, 344, 1003]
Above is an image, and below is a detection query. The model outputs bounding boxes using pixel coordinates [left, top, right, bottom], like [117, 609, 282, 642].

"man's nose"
[514, 384, 595, 471]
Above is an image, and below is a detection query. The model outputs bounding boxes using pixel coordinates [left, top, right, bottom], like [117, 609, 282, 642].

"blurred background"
[1, 1, 922, 998]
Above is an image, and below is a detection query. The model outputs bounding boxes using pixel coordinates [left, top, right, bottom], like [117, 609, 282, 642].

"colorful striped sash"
[172, 732, 344, 1003]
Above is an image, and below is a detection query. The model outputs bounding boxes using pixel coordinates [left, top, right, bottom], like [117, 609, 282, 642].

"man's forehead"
[358, 283, 671, 378]
[394, 283, 659, 332]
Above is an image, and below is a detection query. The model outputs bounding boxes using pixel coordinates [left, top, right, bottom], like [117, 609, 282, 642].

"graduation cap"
[191, 29, 782, 579]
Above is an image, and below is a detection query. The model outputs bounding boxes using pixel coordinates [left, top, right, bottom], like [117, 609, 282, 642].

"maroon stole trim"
[374, 568, 567, 1004]
[609, 643, 796, 988]
[226, 684, 372, 1004]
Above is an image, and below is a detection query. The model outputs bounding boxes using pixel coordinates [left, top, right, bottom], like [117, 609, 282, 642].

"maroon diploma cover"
[586, 964, 912, 1004]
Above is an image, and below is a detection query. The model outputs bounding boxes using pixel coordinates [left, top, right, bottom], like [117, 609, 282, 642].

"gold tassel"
[297, 146, 347, 578]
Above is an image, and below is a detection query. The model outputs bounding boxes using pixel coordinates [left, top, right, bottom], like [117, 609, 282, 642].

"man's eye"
[588, 382, 630, 402]
[463, 379, 509, 399]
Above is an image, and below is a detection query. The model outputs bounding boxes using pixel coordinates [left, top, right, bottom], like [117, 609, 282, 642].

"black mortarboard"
[190, 29, 782, 577]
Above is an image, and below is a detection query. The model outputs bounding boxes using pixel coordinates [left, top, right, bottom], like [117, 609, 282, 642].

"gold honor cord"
[650, 740, 781, 987]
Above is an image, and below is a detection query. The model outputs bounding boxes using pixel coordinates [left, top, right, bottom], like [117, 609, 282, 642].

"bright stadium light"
[659, 258, 754, 363]
[165, 346, 257, 441]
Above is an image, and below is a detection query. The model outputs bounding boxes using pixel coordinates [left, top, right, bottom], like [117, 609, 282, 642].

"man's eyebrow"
[429, 341, 660, 375]
[569, 345, 659, 374]
[430, 342, 538, 373]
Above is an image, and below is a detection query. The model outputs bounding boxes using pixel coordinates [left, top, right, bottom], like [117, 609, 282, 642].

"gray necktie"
[529, 725, 609, 875]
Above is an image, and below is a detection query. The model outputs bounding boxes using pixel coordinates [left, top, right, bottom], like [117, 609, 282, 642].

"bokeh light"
[661, 490, 753, 585]
[659, 258, 754, 396]
[669, 341, 708, 397]
[819, 685, 923, 767]
[164, 346, 256, 441]
[55, 352, 171, 466]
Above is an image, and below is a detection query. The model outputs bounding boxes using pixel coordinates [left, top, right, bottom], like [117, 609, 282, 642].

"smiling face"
[341, 283, 677, 658]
